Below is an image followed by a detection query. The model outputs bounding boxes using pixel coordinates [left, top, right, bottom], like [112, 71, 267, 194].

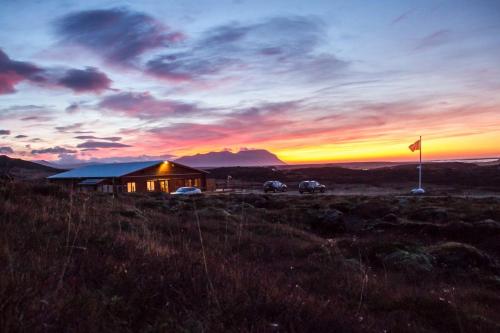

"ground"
[1, 181, 500, 332]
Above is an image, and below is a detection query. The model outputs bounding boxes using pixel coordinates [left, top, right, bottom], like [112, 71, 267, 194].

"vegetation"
[1, 180, 500, 332]
[208, 163, 500, 190]
[0, 155, 63, 180]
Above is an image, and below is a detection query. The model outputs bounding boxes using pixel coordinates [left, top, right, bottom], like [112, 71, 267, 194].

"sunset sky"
[1, 0, 499, 164]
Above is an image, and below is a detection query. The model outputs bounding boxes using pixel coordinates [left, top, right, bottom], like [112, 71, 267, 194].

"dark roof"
[48, 161, 163, 179]
[78, 178, 106, 185]
[47, 160, 208, 179]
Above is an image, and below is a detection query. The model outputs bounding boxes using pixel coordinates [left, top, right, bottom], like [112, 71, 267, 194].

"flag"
[409, 139, 420, 152]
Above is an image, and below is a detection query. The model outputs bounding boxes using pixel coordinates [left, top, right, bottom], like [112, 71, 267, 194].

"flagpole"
[419, 135, 422, 189]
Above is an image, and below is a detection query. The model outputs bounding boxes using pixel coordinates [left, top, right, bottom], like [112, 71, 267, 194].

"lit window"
[147, 180, 155, 191]
[159, 180, 169, 192]
[194, 178, 201, 187]
[127, 182, 136, 193]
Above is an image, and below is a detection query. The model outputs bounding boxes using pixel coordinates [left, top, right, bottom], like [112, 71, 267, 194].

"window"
[102, 185, 113, 193]
[194, 178, 201, 187]
[159, 180, 169, 192]
[147, 180, 155, 192]
[127, 182, 136, 193]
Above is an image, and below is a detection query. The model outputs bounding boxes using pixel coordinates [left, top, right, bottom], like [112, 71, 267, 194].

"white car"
[411, 188, 425, 195]
[171, 187, 202, 195]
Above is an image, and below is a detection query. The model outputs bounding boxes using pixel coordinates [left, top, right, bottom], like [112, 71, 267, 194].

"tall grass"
[1, 181, 499, 332]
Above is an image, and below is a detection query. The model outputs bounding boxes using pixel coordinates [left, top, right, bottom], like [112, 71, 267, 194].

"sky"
[0, 0, 499, 164]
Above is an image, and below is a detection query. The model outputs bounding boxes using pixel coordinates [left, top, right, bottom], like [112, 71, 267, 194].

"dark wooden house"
[48, 160, 209, 193]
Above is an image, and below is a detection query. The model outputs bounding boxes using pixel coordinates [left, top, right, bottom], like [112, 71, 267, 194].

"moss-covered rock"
[383, 250, 434, 273]
[426, 242, 499, 273]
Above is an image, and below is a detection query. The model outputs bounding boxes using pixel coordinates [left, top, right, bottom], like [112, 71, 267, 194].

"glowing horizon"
[1, 0, 499, 164]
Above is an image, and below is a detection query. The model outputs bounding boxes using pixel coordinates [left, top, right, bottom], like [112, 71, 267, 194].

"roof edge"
[47, 160, 209, 179]
[170, 160, 210, 174]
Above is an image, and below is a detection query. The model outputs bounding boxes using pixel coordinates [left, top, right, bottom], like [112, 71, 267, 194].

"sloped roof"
[48, 161, 163, 179]
[78, 178, 106, 185]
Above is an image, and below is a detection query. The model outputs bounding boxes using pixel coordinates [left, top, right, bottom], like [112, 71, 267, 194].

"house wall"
[119, 162, 207, 193]
[49, 161, 209, 193]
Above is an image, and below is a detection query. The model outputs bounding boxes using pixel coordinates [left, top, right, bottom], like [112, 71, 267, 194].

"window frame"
[146, 180, 155, 192]
[127, 182, 136, 193]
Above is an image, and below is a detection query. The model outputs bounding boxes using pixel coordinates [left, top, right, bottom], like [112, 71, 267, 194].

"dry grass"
[1, 181, 499, 332]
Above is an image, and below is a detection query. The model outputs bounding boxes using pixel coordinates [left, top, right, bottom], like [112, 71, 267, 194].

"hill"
[175, 149, 286, 167]
[0, 155, 63, 179]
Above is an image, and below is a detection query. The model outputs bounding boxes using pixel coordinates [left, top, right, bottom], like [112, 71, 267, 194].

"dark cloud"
[21, 115, 53, 122]
[0, 49, 42, 94]
[0, 129, 11, 135]
[0, 146, 14, 154]
[0, 49, 112, 94]
[76, 141, 131, 149]
[74, 135, 121, 141]
[98, 92, 202, 119]
[65, 103, 79, 113]
[0, 105, 54, 122]
[73, 130, 95, 134]
[15, 135, 28, 139]
[31, 146, 77, 154]
[145, 16, 347, 83]
[145, 53, 232, 82]
[55, 123, 83, 132]
[89, 154, 175, 163]
[55, 8, 184, 64]
[57, 67, 111, 93]
[51, 153, 175, 165]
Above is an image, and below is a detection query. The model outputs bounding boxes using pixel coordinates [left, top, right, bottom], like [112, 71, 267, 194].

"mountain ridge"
[0, 155, 63, 179]
[175, 149, 286, 167]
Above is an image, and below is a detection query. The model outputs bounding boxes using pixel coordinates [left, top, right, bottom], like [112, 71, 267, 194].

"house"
[47, 160, 209, 193]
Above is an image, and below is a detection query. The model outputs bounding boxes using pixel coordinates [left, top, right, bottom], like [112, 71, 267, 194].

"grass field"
[1, 181, 499, 332]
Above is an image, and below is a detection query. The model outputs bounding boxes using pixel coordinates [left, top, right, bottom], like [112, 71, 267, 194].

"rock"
[383, 250, 434, 273]
[426, 242, 498, 273]
[323, 209, 344, 224]
[308, 209, 346, 232]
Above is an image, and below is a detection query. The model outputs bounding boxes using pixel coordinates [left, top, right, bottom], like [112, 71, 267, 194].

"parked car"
[171, 187, 202, 195]
[411, 188, 425, 195]
[299, 180, 326, 194]
[263, 180, 288, 193]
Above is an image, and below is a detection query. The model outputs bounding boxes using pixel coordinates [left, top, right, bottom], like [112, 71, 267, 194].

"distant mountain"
[175, 149, 286, 167]
[35, 160, 98, 170]
[0, 155, 63, 179]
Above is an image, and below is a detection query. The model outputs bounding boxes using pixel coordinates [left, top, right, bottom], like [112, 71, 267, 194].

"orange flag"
[409, 139, 421, 152]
